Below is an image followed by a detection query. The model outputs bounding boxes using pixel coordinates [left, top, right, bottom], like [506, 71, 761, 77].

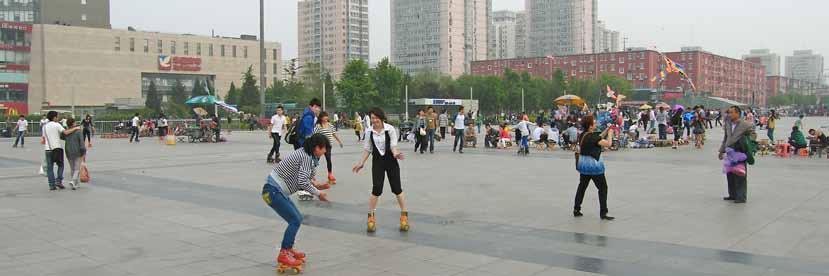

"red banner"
[0, 83, 28, 90]
[0, 44, 31, 52]
[0, 63, 30, 71]
[0, 21, 32, 33]
[158, 56, 201, 72]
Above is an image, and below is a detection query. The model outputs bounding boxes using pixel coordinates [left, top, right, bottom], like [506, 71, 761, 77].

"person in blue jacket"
[295, 98, 322, 149]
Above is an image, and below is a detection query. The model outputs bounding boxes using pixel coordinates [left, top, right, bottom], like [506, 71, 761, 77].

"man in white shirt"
[268, 106, 288, 163]
[130, 113, 141, 143]
[42, 111, 81, 190]
[13, 115, 27, 148]
[452, 106, 467, 154]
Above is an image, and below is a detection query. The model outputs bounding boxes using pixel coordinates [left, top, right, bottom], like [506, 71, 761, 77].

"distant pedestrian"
[268, 106, 287, 163]
[670, 107, 684, 149]
[314, 112, 343, 184]
[656, 107, 668, 140]
[425, 106, 438, 153]
[43, 111, 81, 191]
[438, 109, 449, 140]
[129, 113, 141, 143]
[452, 106, 467, 154]
[157, 114, 169, 138]
[692, 106, 706, 149]
[413, 109, 427, 154]
[12, 115, 27, 148]
[767, 110, 778, 145]
[62, 118, 86, 190]
[354, 112, 364, 141]
[81, 114, 94, 147]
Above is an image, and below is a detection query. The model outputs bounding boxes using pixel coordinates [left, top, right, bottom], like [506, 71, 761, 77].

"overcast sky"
[112, 0, 827, 66]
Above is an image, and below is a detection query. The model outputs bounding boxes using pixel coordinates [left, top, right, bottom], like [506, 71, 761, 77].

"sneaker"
[49, 186, 57, 191]
[69, 182, 77, 190]
[56, 183, 66, 190]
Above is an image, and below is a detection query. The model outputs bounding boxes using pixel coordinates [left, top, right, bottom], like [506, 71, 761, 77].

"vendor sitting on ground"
[531, 123, 551, 149]
[789, 126, 808, 153]
[498, 123, 513, 149]
[464, 123, 477, 147]
[547, 124, 561, 146]
[809, 129, 828, 145]
[484, 124, 499, 148]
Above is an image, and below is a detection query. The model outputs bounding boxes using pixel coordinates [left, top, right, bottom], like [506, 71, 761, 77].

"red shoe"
[287, 248, 306, 262]
[327, 172, 337, 185]
[277, 248, 302, 267]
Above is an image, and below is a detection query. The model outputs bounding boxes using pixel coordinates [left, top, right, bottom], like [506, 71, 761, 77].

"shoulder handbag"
[574, 132, 588, 171]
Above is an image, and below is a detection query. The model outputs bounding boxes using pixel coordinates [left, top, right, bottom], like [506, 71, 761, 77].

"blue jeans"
[262, 177, 302, 249]
[45, 149, 64, 188]
[13, 131, 24, 147]
[767, 128, 775, 143]
[426, 129, 435, 152]
[521, 136, 529, 149]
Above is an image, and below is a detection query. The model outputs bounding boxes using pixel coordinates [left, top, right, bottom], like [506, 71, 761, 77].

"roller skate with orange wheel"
[287, 248, 306, 264]
[327, 172, 337, 185]
[399, 211, 410, 232]
[367, 211, 377, 233]
[276, 249, 303, 274]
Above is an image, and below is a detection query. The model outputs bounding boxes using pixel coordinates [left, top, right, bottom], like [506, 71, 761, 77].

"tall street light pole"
[259, 0, 266, 119]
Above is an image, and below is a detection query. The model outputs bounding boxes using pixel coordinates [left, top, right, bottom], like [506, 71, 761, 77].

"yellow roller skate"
[367, 211, 377, 233]
[399, 211, 410, 232]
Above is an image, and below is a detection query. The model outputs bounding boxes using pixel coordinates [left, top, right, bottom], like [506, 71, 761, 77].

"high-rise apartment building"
[526, 0, 595, 57]
[489, 10, 517, 59]
[391, 0, 490, 77]
[593, 20, 619, 53]
[742, 49, 780, 77]
[297, 0, 369, 80]
[785, 50, 824, 84]
[514, 11, 528, 58]
[42, 0, 110, 28]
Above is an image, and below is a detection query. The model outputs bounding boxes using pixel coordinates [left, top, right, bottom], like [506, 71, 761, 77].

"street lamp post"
[259, 0, 266, 119]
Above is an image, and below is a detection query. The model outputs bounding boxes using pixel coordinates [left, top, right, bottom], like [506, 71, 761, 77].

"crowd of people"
[12, 95, 829, 274]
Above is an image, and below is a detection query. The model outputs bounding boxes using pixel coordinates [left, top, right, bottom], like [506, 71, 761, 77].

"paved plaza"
[1, 117, 829, 276]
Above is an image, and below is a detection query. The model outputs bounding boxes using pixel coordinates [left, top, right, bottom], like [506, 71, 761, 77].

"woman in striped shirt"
[262, 134, 332, 269]
[314, 112, 343, 184]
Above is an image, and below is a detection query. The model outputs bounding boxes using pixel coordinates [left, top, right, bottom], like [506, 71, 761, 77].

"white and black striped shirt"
[314, 124, 337, 145]
[271, 149, 320, 196]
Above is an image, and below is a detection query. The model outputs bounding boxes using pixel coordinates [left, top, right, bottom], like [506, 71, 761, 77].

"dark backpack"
[285, 116, 303, 145]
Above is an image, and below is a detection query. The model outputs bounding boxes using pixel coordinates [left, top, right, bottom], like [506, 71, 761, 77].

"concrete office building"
[297, 0, 369, 80]
[28, 24, 281, 114]
[489, 10, 517, 60]
[785, 50, 824, 84]
[526, 0, 595, 57]
[391, 0, 490, 78]
[742, 49, 780, 76]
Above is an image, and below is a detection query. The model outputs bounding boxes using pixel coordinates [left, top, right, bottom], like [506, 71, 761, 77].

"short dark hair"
[66, 118, 76, 127]
[793, 126, 799, 132]
[459, 106, 465, 111]
[276, 105, 284, 110]
[427, 106, 434, 111]
[580, 115, 595, 131]
[809, 129, 816, 134]
[304, 133, 331, 155]
[729, 105, 742, 115]
[135, 113, 139, 116]
[309, 98, 321, 107]
[317, 111, 329, 125]
[19, 114, 25, 118]
[47, 111, 59, 121]
[368, 107, 386, 122]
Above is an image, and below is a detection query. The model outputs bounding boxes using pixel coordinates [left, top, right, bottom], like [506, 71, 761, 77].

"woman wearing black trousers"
[573, 115, 615, 220]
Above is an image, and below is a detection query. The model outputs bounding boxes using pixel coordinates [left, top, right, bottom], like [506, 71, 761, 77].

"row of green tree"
[142, 58, 635, 116]
[767, 93, 828, 107]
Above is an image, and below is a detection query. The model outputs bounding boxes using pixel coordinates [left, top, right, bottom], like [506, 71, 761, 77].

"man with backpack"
[718, 106, 756, 204]
[288, 98, 322, 150]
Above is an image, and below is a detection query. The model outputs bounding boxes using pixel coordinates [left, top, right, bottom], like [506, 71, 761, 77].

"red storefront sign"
[0, 83, 28, 90]
[0, 63, 30, 71]
[0, 44, 31, 52]
[0, 21, 32, 33]
[158, 55, 201, 72]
